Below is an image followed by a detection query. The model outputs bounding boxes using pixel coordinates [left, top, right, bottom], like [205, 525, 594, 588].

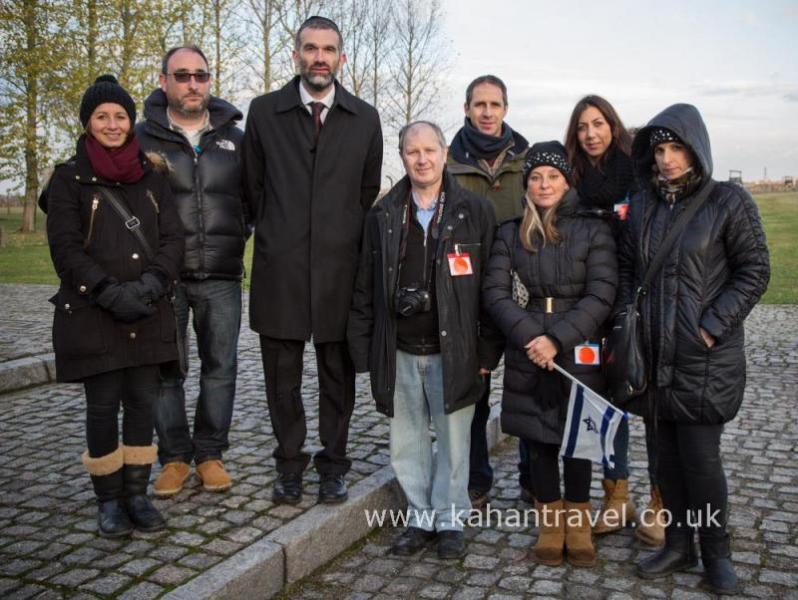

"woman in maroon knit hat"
[40, 75, 184, 537]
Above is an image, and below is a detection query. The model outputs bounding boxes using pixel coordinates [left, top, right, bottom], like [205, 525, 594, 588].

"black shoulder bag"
[605, 180, 716, 406]
[95, 187, 187, 377]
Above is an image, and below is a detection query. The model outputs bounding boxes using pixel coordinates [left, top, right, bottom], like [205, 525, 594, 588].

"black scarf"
[451, 117, 514, 161]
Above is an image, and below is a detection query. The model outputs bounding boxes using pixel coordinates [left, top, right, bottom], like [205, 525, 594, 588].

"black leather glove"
[127, 272, 167, 305]
[95, 280, 156, 323]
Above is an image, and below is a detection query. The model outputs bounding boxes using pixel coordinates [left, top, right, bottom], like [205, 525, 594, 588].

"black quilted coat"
[40, 138, 184, 383]
[483, 189, 617, 445]
[618, 103, 770, 423]
[135, 90, 247, 280]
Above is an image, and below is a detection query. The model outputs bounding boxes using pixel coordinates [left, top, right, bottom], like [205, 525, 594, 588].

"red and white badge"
[447, 252, 473, 276]
[614, 201, 630, 221]
[574, 343, 601, 365]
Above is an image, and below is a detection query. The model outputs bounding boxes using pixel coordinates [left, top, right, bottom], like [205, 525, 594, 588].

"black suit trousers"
[259, 336, 355, 476]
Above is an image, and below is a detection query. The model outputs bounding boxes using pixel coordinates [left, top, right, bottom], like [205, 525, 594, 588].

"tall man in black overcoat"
[241, 16, 383, 505]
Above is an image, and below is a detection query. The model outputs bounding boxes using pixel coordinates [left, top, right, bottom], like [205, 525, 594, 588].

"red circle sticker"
[453, 257, 469, 274]
[578, 347, 597, 364]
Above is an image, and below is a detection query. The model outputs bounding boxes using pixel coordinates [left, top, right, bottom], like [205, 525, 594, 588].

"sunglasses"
[167, 71, 211, 83]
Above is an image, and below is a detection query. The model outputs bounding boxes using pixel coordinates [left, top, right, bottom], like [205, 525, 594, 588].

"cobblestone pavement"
[281, 306, 798, 600]
[0, 282, 796, 599]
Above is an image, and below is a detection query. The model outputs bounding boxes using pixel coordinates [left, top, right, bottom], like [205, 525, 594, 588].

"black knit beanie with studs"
[79, 74, 136, 128]
[522, 140, 573, 186]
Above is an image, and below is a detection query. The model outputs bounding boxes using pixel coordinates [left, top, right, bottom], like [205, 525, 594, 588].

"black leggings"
[526, 440, 592, 503]
[656, 419, 728, 544]
[83, 365, 160, 457]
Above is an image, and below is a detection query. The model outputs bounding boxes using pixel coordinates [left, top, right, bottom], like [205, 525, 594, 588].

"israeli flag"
[558, 370, 627, 469]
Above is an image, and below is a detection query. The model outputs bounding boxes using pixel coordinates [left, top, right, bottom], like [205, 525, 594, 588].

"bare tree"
[243, 0, 291, 94]
[384, 0, 449, 127]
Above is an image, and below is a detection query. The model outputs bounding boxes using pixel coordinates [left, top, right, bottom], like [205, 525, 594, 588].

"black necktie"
[310, 102, 324, 139]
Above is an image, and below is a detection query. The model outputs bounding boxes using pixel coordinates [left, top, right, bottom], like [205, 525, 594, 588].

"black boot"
[83, 448, 133, 538]
[123, 464, 166, 532]
[637, 528, 698, 579]
[700, 531, 738, 594]
[90, 470, 134, 538]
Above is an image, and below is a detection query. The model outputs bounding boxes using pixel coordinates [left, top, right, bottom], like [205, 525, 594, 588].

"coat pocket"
[50, 291, 107, 358]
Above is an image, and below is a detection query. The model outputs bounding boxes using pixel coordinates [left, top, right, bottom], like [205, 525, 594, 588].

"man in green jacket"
[447, 75, 531, 508]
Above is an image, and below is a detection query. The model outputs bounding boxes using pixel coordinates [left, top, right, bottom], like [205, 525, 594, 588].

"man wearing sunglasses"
[136, 45, 248, 499]
[242, 16, 383, 506]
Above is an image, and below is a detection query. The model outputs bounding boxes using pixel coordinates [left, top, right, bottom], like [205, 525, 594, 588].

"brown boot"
[636, 486, 666, 547]
[565, 501, 597, 567]
[533, 500, 565, 566]
[593, 479, 637, 535]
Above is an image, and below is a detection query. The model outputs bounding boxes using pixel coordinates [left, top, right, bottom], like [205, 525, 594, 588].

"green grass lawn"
[2, 192, 796, 302]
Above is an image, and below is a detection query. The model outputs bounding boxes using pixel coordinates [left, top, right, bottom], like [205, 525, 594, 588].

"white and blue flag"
[557, 366, 627, 469]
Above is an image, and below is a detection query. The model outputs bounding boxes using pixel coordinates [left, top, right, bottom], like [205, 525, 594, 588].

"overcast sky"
[434, 0, 798, 182]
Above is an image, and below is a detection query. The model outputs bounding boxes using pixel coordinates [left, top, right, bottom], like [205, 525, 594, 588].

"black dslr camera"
[395, 286, 431, 317]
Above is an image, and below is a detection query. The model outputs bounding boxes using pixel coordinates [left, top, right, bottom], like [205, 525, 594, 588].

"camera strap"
[398, 186, 445, 290]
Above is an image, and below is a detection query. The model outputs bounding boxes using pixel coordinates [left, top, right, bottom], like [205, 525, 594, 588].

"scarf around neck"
[653, 167, 701, 205]
[453, 117, 514, 161]
[84, 134, 144, 184]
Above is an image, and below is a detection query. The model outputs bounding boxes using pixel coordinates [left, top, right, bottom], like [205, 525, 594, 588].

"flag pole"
[550, 362, 616, 408]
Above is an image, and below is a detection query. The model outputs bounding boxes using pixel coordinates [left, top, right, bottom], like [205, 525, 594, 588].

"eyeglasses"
[166, 71, 211, 83]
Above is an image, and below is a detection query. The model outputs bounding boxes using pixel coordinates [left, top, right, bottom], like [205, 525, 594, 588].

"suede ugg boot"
[82, 447, 133, 538]
[593, 479, 638, 535]
[122, 444, 166, 532]
[564, 500, 597, 567]
[636, 486, 666, 547]
[533, 500, 565, 566]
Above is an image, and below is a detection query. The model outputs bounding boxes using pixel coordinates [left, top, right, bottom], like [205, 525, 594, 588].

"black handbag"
[605, 180, 716, 406]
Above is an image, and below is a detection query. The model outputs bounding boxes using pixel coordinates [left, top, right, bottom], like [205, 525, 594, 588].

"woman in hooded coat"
[618, 103, 769, 594]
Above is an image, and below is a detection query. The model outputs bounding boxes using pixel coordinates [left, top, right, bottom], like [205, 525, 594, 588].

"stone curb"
[166, 405, 507, 599]
[0, 352, 55, 394]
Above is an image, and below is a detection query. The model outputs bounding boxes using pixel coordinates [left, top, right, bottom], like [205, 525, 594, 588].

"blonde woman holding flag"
[482, 141, 617, 568]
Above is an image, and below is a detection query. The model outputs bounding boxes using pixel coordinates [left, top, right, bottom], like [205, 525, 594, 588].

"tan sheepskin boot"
[635, 486, 666, 547]
[533, 500, 565, 566]
[593, 478, 638, 535]
[565, 500, 597, 567]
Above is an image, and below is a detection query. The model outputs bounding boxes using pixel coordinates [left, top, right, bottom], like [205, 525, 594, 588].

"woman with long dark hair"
[564, 94, 664, 546]
[483, 141, 617, 567]
[40, 75, 184, 537]
[620, 103, 769, 594]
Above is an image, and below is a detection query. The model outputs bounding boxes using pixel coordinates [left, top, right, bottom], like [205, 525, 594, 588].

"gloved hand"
[95, 279, 156, 323]
[127, 271, 167, 305]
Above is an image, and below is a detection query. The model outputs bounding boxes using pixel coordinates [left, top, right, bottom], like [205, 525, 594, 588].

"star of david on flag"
[554, 364, 627, 469]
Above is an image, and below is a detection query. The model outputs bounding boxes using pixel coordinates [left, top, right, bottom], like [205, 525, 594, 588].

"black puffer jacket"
[40, 137, 184, 383]
[135, 89, 246, 280]
[348, 172, 501, 416]
[483, 189, 617, 444]
[618, 103, 770, 423]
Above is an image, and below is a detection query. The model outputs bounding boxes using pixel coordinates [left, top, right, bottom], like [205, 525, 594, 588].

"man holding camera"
[348, 121, 500, 559]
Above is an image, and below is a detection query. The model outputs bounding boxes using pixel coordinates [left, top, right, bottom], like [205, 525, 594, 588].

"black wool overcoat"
[241, 77, 383, 343]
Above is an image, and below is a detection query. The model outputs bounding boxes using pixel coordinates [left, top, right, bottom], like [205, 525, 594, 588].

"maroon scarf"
[84, 134, 144, 183]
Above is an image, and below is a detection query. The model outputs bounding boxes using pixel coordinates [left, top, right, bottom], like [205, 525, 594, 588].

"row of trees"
[0, 0, 451, 232]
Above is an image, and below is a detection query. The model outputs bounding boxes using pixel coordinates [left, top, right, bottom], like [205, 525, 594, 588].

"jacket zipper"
[146, 189, 160, 214]
[84, 196, 100, 248]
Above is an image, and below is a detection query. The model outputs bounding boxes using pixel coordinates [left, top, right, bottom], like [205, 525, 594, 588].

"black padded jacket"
[135, 90, 247, 280]
[617, 103, 770, 423]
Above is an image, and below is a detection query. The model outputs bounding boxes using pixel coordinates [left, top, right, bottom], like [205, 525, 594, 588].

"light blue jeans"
[390, 350, 475, 532]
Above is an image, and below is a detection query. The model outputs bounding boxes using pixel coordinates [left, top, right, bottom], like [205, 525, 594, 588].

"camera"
[395, 286, 431, 317]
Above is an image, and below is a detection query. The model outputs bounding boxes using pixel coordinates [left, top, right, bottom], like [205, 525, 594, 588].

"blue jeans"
[603, 417, 658, 485]
[154, 279, 241, 465]
[391, 350, 474, 532]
